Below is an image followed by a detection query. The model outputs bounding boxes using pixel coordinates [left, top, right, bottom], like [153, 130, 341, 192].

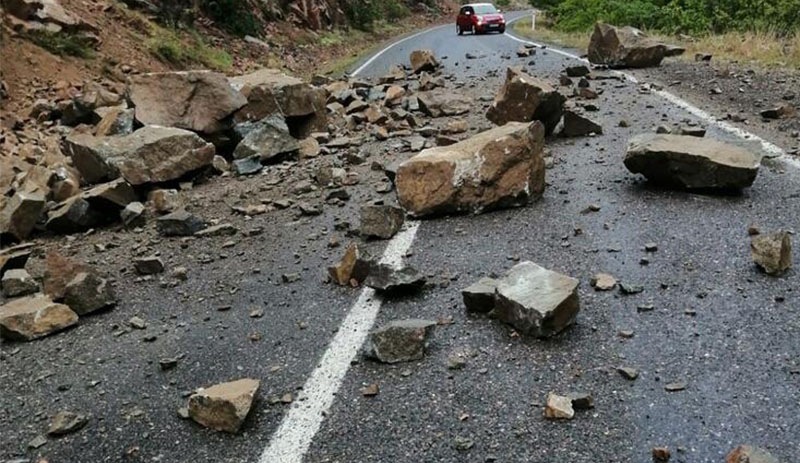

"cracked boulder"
[588, 22, 668, 68]
[624, 134, 760, 190]
[65, 126, 215, 185]
[751, 231, 792, 276]
[365, 319, 436, 363]
[129, 71, 246, 134]
[486, 67, 566, 135]
[0, 294, 78, 341]
[233, 115, 300, 161]
[494, 261, 580, 337]
[396, 121, 545, 217]
[409, 49, 439, 74]
[188, 378, 260, 433]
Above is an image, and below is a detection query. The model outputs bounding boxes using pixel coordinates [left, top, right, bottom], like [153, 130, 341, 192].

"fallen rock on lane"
[366, 319, 436, 363]
[409, 49, 439, 74]
[188, 378, 260, 433]
[544, 392, 575, 419]
[562, 109, 603, 137]
[63, 272, 117, 315]
[725, 445, 780, 463]
[751, 231, 792, 276]
[494, 261, 579, 338]
[156, 210, 207, 237]
[588, 22, 669, 68]
[328, 243, 371, 286]
[360, 204, 405, 239]
[364, 264, 426, 293]
[47, 411, 89, 436]
[624, 134, 760, 190]
[0, 190, 46, 242]
[396, 121, 545, 217]
[486, 67, 566, 135]
[462, 277, 499, 313]
[0, 294, 79, 341]
[2, 268, 40, 297]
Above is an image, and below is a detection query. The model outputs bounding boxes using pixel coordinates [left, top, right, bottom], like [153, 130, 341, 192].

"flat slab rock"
[364, 264, 425, 293]
[0, 294, 78, 341]
[366, 319, 436, 363]
[188, 378, 260, 433]
[494, 261, 580, 338]
[624, 133, 760, 190]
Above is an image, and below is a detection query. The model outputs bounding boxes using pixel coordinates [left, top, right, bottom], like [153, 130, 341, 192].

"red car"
[456, 3, 506, 35]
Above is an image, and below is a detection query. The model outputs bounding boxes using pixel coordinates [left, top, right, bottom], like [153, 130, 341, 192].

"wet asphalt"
[2, 11, 799, 463]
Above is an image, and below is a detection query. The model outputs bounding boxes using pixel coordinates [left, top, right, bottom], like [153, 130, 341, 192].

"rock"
[624, 134, 760, 190]
[187, 378, 260, 433]
[0, 294, 78, 341]
[47, 411, 89, 436]
[516, 45, 533, 57]
[156, 210, 207, 236]
[361, 383, 379, 397]
[65, 126, 215, 185]
[133, 256, 164, 275]
[590, 273, 617, 291]
[409, 49, 439, 74]
[43, 251, 91, 300]
[486, 67, 566, 135]
[494, 261, 579, 337]
[194, 223, 237, 238]
[81, 178, 136, 218]
[417, 91, 471, 118]
[121, 202, 146, 228]
[567, 392, 594, 410]
[760, 104, 795, 120]
[360, 204, 405, 239]
[2, 268, 39, 297]
[588, 22, 668, 68]
[562, 109, 603, 137]
[233, 115, 300, 161]
[298, 137, 321, 159]
[232, 156, 263, 176]
[751, 231, 792, 275]
[328, 243, 371, 286]
[63, 272, 116, 315]
[396, 121, 545, 217]
[129, 71, 246, 134]
[212, 155, 229, 172]
[544, 392, 574, 419]
[364, 264, 426, 293]
[0, 244, 34, 277]
[565, 65, 590, 77]
[0, 191, 46, 242]
[366, 319, 436, 363]
[619, 282, 644, 295]
[618, 366, 639, 380]
[725, 445, 780, 463]
[94, 107, 134, 136]
[679, 126, 706, 137]
[462, 277, 499, 313]
[45, 197, 102, 234]
[147, 189, 182, 214]
[652, 447, 671, 462]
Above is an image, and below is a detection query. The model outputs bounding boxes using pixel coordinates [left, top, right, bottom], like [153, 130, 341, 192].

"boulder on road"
[129, 71, 246, 134]
[188, 378, 260, 433]
[409, 49, 439, 74]
[417, 91, 471, 118]
[63, 272, 116, 315]
[486, 67, 566, 135]
[360, 204, 405, 239]
[364, 264, 426, 293]
[624, 134, 760, 190]
[562, 108, 603, 137]
[65, 126, 216, 186]
[233, 115, 300, 161]
[462, 277, 499, 313]
[588, 22, 668, 68]
[2, 268, 39, 298]
[0, 294, 78, 341]
[751, 231, 792, 276]
[725, 445, 780, 463]
[366, 319, 436, 363]
[156, 210, 207, 236]
[396, 121, 545, 217]
[494, 261, 580, 337]
[328, 243, 371, 286]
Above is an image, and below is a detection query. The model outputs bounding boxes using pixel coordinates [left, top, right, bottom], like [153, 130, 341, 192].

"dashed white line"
[504, 21, 800, 170]
[258, 222, 419, 463]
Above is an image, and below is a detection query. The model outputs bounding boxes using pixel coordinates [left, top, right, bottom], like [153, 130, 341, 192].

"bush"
[156, 0, 195, 27]
[384, 0, 410, 21]
[343, 0, 381, 31]
[147, 28, 233, 70]
[25, 30, 95, 58]
[200, 0, 261, 36]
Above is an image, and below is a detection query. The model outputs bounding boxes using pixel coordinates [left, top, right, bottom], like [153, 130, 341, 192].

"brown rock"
[751, 231, 792, 275]
[590, 273, 617, 291]
[43, 251, 91, 300]
[562, 109, 603, 137]
[94, 107, 134, 137]
[328, 243, 371, 286]
[588, 22, 668, 68]
[0, 294, 78, 341]
[409, 49, 439, 74]
[63, 272, 116, 315]
[725, 445, 780, 463]
[129, 71, 246, 134]
[188, 378, 260, 433]
[396, 121, 545, 217]
[652, 447, 671, 462]
[0, 191, 46, 242]
[544, 392, 574, 419]
[486, 67, 566, 135]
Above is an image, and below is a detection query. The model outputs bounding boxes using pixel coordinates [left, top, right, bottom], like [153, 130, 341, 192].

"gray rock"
[462, 277, 498, 313]
[133, 256, 164, 275]
[1, 268, 39, 297]
[588, 22, 668, 68]
[751, 231, 792, 275]
[231, 155, 263, 176]
[47, 411, 89, 436]
[233, 115, 300, 161]
[493, 261, 579, 337]
[63, 272, 116, 315]
[366, 319, 436, 363]
[46, 197, 102, 234]
[360, 204, 405, 239]
[565, 65, 590, 77]
[364, 264, 426, 293]
[486, 67, 566, 135]
[562, 109, 603, 137]
[624, 133, 760, 190]
[156, 210, 207, 236]
[0, 191, 46, 242]
[121, 202, 146, 228]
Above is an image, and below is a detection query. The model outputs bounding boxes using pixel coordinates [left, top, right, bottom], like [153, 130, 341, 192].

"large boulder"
[0, 294, 78, 341]
[409, 49, 439, 74]
[64, 126, 215, 186]
[624, 134, 760, 190]
[588, 22, 668, 68]
[417, 91, 471, 118]
[486, 67, 566, 135]
[494, 261, 580, 337]
[396, 121, 545, 217]
[128, 71, 246, 134]
[233, 115, 300, 161]
[229, 69, 327, 137]
[188, 378, 260, 433]
[0, 191, 46, 242]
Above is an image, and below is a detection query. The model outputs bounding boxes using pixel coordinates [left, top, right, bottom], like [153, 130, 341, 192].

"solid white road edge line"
[258, 222, 419, 463]
[351, 25, 450, 77]
[503, 24, 800, 171]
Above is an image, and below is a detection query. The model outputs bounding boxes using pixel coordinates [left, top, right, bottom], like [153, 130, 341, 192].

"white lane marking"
[258, 222, 419, 463]
[503, 22, 800, 170]
[351, 25, 449, 77]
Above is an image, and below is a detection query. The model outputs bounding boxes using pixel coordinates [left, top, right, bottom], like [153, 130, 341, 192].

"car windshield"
[472, 4, 497, 14]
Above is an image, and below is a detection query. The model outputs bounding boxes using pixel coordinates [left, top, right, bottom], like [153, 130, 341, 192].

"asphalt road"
[2, 11, 798, 463]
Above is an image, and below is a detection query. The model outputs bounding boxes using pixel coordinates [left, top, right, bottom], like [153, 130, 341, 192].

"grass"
[312, 22, 407, 77]
[25, 30, 95, 58]
[513, 15, 800, 69]
[147, 28, 233, 71]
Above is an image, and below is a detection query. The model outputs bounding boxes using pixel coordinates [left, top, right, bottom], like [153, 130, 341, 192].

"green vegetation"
[25, 30, 95, 58]
[533, 0, 800, 35]
[147, 28, 233, 70]
[200, 0, 261, 36]
[344, 0, 415, 31]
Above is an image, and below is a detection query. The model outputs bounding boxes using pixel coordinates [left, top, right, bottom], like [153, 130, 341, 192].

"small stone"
[725, 445, 780, 463]
[453, 436, 474, 451]
[652, 447, 671, 462]
[156, 210, 207, 236]
[361, 383, 379, 396]
[159, 357, 178, 370]
[590, 273, 616, 291]
[619, 282, 644, 295]
[360, 204, 405, 239]
[366, 319, 436, 363]
[133, 256, 165, 275]
[47, 411, 89, 436]
[2, 268, 39, 297]
[29, 434, 48, 449]
[121, 202, 146, 228]
[447, 353, 467, 370]
[618, 367, 639, 380]
[644, 242, 658, 252]
[544, 392, 574, 419]
[188, 378, 260, 433]
[129, 316, 147, 329]
[751, 231, 792, 275]
[364, 264, 426, 293]
[664, 381, 686, 392]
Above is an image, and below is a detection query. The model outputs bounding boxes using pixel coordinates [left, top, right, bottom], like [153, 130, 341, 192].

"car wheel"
[499, 27, 505, 34]
[457, 24, 462, 35]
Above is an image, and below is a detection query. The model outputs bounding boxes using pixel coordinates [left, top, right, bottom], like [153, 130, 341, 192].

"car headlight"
[476, 15, 483, 24]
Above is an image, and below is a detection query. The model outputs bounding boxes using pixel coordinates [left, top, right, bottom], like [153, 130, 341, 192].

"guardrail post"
[531, 11, 536, 31]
